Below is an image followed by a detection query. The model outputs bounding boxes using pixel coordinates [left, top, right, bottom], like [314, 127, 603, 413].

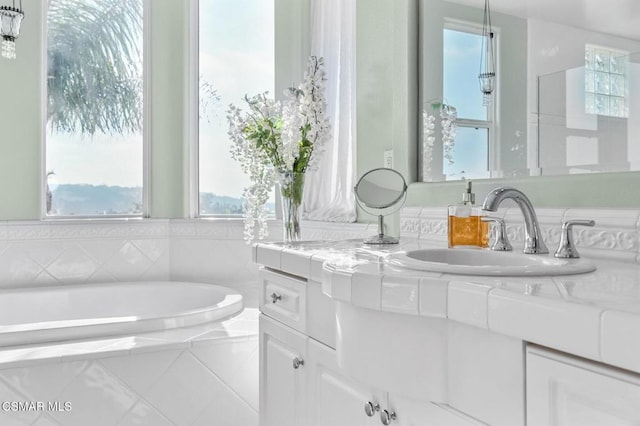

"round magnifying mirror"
[354, 168, 408, 244]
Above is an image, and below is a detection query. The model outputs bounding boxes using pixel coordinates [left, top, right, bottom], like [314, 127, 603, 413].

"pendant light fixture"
[478, 0, 495, 106]
[0, 0, 24, 59]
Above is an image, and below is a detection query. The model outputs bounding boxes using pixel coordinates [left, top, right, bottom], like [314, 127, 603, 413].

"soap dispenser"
[448, 181, 489, 248]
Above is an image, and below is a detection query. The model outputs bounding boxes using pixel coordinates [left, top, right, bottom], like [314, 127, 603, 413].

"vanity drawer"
[259, 268, 307, 333]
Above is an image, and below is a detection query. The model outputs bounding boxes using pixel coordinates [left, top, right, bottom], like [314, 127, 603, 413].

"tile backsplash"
[401, 207, 640, 263]
[0, 219, 371, 307]
[0, 220, 171, 288]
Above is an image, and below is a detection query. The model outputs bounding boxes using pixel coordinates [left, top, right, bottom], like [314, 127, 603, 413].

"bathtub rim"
[0, 281, 244, 348]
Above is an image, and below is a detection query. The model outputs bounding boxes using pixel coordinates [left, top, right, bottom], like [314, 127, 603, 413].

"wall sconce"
[0, 0, 24, 59]
[478, 0, 495, 106]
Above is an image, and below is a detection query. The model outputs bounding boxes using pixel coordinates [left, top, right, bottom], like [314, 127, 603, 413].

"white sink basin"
[389, 248, 596, 276]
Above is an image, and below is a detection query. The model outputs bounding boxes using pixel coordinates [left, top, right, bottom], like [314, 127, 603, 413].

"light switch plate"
[384, 150, 394, 168]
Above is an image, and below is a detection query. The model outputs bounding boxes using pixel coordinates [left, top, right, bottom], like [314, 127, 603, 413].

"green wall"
[0, 2, 43, 220]
[408, 172, 640, 208]
[147, 0, 187, 218]
[355, 0, 417, 181]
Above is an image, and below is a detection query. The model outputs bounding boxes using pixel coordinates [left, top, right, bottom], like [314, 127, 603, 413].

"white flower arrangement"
[227, 56, 330, 242]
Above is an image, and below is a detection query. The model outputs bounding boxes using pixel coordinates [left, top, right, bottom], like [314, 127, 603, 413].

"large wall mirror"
[420, 0, 640, 182]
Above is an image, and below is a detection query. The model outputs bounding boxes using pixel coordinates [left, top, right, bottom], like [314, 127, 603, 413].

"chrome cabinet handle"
[292, 357, 304, 369]
[270, 292, 282, 303]
[380, 409, 396, 425]
[554, 219, 595, 259]
[364, 401, 380, 417]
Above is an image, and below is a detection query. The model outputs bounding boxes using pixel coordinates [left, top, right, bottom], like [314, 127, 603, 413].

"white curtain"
[303, 0, 357, 222]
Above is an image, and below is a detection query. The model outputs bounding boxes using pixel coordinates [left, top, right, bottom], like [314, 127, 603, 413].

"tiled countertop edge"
[323, 264, 640, 375]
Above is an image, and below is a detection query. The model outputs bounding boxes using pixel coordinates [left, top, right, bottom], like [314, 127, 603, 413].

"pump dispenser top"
[462, 180, 475, 205]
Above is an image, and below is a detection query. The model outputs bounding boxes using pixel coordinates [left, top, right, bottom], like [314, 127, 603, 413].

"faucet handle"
[482, 216, 513, 251]
[554, 219, 595, 259]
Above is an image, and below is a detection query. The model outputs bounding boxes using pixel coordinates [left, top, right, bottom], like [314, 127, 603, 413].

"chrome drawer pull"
[270, 292, 282, 303]
[380, 409, 396, 425]
[292, 357, 304, 369]
[364, 401, 380, 417]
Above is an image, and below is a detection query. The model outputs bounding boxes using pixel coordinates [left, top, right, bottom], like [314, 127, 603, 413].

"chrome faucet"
[481, 187, 549, 254]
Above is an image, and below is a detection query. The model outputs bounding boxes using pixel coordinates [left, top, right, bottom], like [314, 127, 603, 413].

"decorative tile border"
[401, 207, 640, 263]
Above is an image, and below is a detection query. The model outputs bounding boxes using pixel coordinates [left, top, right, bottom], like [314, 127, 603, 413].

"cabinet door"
[527, 345, 640, 426]
[259, 314, 307, 426]
[307, 339, 382, 426]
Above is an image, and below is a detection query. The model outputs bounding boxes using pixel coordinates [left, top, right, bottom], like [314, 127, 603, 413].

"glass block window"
[585, 45, 628, 117]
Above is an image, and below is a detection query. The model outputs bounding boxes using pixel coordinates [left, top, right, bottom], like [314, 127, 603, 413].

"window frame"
[42, 0, 151, 220]
[443, 19, 500, 180]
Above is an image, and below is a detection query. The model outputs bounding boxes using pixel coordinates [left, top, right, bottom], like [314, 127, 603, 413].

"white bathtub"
[0, 281, 243, 347]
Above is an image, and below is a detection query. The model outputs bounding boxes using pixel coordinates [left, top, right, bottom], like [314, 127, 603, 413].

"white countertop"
[254, 239, 640, 375]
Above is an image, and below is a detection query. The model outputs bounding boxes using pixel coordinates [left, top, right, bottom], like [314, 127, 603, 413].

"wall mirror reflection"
[420, 0, 640, 182]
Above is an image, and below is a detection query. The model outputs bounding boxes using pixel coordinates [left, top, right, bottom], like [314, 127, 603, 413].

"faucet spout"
[482, 187, 549, 254]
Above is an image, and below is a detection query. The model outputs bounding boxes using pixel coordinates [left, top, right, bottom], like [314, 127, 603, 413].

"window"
[584, 45, 628, 117]
[198, 0, 275, 216]
[442, 25, 495, 180]
[46, 0, 145, 217]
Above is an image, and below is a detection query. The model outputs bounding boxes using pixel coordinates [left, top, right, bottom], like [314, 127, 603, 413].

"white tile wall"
[0, 221, 171, 289]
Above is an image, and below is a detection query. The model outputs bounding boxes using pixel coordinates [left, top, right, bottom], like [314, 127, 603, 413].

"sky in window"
[443, 28, 487, 121]
[199, 0, 274, 197]
[442, 28, 491, 180]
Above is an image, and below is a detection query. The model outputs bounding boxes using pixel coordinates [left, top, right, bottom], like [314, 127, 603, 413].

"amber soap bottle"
[448, 181, 489, 248]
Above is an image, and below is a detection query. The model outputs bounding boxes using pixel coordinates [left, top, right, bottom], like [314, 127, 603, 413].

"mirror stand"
[354, 168, 408, 245]
[364, 214, 399, 245]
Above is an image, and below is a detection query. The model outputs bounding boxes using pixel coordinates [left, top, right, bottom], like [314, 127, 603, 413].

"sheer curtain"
[303, 0, 357, 222]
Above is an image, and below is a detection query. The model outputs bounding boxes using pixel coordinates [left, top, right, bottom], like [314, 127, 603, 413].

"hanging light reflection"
[478, 0, 495, 106]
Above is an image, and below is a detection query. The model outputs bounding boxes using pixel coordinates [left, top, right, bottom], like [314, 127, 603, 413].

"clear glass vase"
[279, 171, 305, 243]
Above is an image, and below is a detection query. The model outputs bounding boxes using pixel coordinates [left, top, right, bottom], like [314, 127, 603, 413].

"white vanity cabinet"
[257, 239, 640, 426]
[258, 265, 485, 426]
[527, 345, 640, 426]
